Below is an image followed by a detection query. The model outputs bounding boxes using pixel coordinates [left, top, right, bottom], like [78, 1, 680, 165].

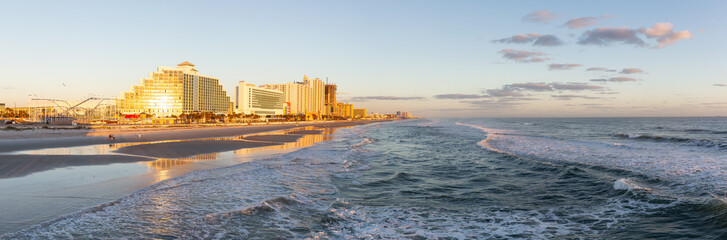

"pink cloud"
[522, 10, 557, 23]
[563, 17, 599, 29]
[639, 23, 692, 48]
[499, 49, 549, 63]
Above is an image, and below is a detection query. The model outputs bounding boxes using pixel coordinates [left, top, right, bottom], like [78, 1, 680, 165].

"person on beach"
[108, 134, 115, 140]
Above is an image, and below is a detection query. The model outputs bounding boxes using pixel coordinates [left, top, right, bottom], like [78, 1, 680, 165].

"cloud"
[508, 82, 553, 91]
[563, 17, 599, 29]
[499, 49, 549, 63]
[497, 82, 603, 93]
[460, 97, 540, 109]
[586, 67, 617, 72]
[481, 82, 604, 101]
[494, 34, 564, 46]
[485, 89, 525, 97]
[522, 10, 557, 23]
[641, 23, 673, 37]
[552, 94, 602, 100]
[549, 82, 604, 91]
[590, 77, 637, 82]
[495, 34, 539, 44]
[350, 96, 425, 101]
[639, 23, 692, 48]
[620, 68, 644, 74]
[533, 35, 564, 46]
[433, 94, 488, 99]
[578, 27, 646, 47]
[548, 63, 583, 71]
[714, 84, 727, 87]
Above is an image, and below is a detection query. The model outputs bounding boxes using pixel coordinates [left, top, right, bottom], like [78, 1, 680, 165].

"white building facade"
[261, 75, 325, 117]
[234, 81, 285, 116]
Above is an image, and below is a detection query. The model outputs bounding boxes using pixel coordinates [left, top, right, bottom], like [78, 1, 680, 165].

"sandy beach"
[0, 120, 385, 234]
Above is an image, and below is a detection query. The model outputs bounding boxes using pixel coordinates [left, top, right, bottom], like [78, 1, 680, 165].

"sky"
[0, 0, 725, 117]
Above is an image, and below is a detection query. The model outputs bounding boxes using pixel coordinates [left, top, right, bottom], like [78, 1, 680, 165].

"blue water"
[5, 118, 727, 239]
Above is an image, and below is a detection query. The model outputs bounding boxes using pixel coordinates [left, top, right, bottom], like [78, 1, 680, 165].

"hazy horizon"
[1, 1, 725, 118]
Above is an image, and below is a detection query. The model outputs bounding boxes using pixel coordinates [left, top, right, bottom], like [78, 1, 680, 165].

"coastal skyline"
[1, 1, 725, 117]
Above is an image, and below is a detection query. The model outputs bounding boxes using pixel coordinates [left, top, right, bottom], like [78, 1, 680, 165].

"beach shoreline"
[0, 120, 387, 153]
[0, 120, 388, 235]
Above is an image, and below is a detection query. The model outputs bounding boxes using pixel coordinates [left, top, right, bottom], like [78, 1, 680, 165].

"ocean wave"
[614, 178, 651, 193]
[320, 197, 677, 239]
[2, 123, 376, 239]
[615, 133, 727, 150]
[684, 129, 727, 134]
[350, 138, 376, 148]
[459, 123, 727, 199]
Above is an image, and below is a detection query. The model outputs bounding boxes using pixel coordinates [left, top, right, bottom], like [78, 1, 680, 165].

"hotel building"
[353, 108, 367, 118]
[337, 103, 354, 118]
[117, 61, 231, 117]
[234, 81, 285, 116]
[261, 75, 325, 118]
[324, 84, 337, 116]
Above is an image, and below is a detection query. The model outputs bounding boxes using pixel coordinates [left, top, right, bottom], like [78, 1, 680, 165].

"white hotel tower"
[234, 81, 285, 116]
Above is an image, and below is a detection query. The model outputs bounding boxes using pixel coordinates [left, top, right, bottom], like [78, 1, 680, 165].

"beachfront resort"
[1, 61, 414, 126]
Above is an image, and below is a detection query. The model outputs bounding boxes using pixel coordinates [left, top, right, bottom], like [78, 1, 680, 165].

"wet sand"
[0, 120, 386, 235]
[0, 155, 154, 179]
[0, 121, 378, 153]
[114, 140, 283, 159]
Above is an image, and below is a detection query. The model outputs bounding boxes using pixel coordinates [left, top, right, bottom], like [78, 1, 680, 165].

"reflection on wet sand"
[0, 126, 338, 181]
[146, 153, 220, 171]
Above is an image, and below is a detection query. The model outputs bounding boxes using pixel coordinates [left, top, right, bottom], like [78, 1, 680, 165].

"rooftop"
[177, 61, 195, 67]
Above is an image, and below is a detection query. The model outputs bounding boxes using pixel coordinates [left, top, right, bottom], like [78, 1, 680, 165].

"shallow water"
[6, 118, 727, 239]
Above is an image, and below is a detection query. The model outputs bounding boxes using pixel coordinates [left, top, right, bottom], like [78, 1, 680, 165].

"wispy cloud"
[578, 27, 647, 47]
[499, 82, 604, 92]
[549, 82, 604, 91]
[563, 17, 599, 29]
[350, 96, 425, 101]
[460, 97, 539, 109]
[548, 63, 583, 71]
[494, 34, 564, 46]
[499, 49, 549, 63]
[485, 89, 525, 97]
[433, 94, 488, 99]
[552, 94, 602, 100]
[522, 10, 557, 23]
[578, 23, 691, 48]
[620, 68, 644, 74]
[590, 77, 637, 82]
[714, 84, 727, 87]
[508, 82, 553, 92]
[586, 67, 617, 72]
[639, 23, 692, 48]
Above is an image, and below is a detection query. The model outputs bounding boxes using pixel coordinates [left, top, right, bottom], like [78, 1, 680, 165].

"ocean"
[5, 117, 727, 239]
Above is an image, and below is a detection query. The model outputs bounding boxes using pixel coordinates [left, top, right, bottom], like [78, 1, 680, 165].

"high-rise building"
[353, 108, 367, 118]
[261, 75, 325, 118]
[234, 81, 284, 116]
[304, 75, 325, 116]
[337, 103, 354, 118]
[117, 61, 231, 117]
[324, 84, 337, 116]
[260, 82, 309, 115]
